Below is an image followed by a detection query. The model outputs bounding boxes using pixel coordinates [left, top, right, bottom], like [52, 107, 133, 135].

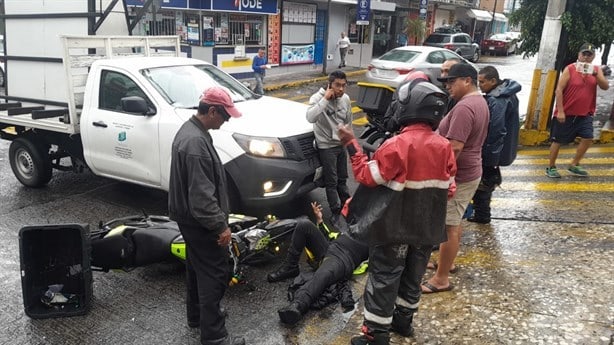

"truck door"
[83, 70, 162, 187]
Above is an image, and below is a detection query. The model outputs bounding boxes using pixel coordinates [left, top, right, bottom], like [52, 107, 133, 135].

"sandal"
[426, 261, 458, 274]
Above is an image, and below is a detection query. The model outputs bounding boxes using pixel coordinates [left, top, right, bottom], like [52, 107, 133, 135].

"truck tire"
[9, 137, 53, 187]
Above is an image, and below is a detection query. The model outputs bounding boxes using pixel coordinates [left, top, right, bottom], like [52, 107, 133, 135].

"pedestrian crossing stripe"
[502, 168, 614, 177]
[500, 181, 614, 192]
[512, 157, 614, 165]
[517, 146, 614, 155]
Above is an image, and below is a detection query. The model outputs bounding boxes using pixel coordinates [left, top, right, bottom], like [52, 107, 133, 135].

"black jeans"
[286, 218, 330, 266]
[318, 146, 351, 215]
[180, 223, 229, 345]
[472, 166, 502, 220]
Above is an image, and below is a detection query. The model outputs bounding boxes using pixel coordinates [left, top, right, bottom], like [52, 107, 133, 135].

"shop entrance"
[372, 16, 391, 57]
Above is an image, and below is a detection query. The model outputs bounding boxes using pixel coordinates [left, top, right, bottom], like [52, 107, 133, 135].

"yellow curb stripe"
[502, 168, 614, 177]
[221, 59, 253, 68]
[501, 181, 614, 192]
[491, 198, 612, 207]
[352, 106, 363, 114]
[353, 117, 369, 126]
[288, 95, 308, 101]
[512, 157, 614, 165]
[517, 146, 614, 156]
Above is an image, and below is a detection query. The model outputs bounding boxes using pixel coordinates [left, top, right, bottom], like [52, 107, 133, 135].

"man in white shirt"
[337, 32, 351, 68]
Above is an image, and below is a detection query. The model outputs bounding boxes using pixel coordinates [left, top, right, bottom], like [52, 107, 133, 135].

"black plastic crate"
[19, 224, 92, 319]
[356, 83, 395, 116]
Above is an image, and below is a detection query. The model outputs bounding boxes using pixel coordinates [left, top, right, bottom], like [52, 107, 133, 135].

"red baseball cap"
[200, 86, 242, 118]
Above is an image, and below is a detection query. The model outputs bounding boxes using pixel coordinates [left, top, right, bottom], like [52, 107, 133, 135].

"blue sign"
[125, 0, 188, 8]
[188, 0, 212, 9]
[212, 0, 277, 15]
[356, 0, 370, 25]
[419, 0, 428, 20]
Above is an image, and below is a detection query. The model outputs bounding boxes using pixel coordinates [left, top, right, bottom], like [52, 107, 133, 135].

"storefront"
[126, 0, 275, 78]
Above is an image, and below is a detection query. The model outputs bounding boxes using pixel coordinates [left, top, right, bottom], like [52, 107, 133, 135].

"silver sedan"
[365, 45, 476, 89]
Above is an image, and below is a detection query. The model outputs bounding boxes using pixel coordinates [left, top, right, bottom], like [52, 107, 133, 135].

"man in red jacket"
[338, 81, 456, 345]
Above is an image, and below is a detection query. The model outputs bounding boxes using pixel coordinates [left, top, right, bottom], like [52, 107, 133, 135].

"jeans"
[254, 72, 264, 95]
[339, 47, 348, 66]
[318, 146, 350, 215]
[472, 166, 502, 220]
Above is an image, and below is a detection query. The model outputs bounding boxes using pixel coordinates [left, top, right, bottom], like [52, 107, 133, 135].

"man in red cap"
[168, 86, 245, 345]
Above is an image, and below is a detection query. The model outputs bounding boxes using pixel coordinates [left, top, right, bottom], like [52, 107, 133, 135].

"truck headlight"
[233, 134, 286, 158]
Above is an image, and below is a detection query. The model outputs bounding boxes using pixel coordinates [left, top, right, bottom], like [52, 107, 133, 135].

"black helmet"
[395, 81, 448, 130]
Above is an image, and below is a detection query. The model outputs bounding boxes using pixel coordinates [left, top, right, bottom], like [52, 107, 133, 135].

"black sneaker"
[467, 217, 490, 224]
[351, 325, 390, 345]
[267, 264, 299, 283]
[277, 302, 306, 325]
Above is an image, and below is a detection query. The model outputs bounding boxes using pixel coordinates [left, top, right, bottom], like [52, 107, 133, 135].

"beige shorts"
[446, 178, 481, 226]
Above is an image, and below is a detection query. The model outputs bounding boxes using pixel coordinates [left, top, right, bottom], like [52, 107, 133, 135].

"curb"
[264, 69, 367, 91]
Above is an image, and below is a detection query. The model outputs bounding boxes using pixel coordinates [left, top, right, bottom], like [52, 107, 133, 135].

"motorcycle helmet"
[395, 81, 448, 130]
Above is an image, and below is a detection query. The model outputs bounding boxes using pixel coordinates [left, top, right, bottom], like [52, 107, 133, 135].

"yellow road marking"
[502, 168, 614, 177]
[512, 157, 614, 165]
[517, 146, 614, 156]
[352, 106, 363, 114]
[288, 95, 308, 101]
[220, 59, 252, 68]
[353, 117, 369, 126]
[502, 181, 614, 192]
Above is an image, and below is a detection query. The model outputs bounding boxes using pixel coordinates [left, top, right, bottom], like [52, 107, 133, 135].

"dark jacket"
[482, 79, 521, 167]
[168, 116, 229, 234]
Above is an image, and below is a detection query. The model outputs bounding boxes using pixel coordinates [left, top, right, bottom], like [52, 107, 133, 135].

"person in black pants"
[268, 201, 369, 326]
[168, 87, 245, 345]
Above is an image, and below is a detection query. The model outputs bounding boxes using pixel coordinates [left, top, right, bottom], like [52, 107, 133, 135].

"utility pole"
[490, 0, 498, 35]
[520, 0, 567, 145]
[322, 0, 331, 75]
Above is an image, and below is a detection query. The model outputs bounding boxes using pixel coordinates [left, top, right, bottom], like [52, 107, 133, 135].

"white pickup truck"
[0, 35, 321, 211]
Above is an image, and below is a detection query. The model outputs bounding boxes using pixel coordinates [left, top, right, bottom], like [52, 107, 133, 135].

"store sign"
[419, 0, 428, 20]
[125, 0, 188, 8]
[212, 0, 277, 14]
[356, 0, 370, 26]
[188, 0, 212, 9]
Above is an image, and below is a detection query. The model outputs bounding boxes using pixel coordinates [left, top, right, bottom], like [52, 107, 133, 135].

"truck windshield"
[141, 64, 254, 108]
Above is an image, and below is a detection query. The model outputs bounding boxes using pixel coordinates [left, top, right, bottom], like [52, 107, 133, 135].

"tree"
[510, 0, 614, 66]
[405, 18, 426, 45]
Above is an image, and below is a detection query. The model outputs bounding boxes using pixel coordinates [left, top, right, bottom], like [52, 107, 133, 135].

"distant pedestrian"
[422, 63, 489, 294]
[546, 43, 609, 178]
[468, 66, 521, 224]
[306, 70, 352, 221]
[252, 48, 268, 95]
[168, 86, 245, 345]
[337, 32, 351, 68]
[339, 81, 456, 345]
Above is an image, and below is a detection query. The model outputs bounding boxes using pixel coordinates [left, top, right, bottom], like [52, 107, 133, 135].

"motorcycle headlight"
[233, 134, 286, 158]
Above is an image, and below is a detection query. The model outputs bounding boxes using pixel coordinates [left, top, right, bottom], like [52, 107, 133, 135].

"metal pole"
[490, 0, 498, 35]
[322, 0, 332, 75]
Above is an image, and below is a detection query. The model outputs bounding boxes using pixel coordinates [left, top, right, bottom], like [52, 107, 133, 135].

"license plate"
[489, 47, 495, 50]
[376, 69, 396, 78]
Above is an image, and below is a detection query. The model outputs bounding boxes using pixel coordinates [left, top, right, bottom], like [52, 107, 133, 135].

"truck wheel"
[226, 175, 243, 213]
[9, 137, 53, 187]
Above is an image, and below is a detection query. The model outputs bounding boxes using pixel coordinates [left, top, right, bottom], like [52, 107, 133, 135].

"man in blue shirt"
[252, 48, 268, 95]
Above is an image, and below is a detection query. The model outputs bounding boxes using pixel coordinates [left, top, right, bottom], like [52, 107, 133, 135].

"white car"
[365, 45, 476, 89]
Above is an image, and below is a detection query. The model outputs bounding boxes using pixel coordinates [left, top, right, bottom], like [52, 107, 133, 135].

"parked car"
[423, 29, 480, 62]
[481, 33, 517, 56]
[365, 45, 477, 89]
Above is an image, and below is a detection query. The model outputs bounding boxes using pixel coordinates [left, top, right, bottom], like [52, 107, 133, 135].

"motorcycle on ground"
[90, 213, 297, 286]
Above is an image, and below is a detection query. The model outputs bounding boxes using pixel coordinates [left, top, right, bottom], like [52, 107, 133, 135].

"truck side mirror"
[120, 96, 154, 115]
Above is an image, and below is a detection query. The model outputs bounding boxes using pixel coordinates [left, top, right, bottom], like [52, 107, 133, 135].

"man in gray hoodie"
[306, 70, 353, 219]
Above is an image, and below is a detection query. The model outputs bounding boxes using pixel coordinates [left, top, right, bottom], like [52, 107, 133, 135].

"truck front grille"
[281, 133, 317, 161]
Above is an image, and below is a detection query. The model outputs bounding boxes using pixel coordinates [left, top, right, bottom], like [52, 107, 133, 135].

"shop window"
[214, 14, 264, 46]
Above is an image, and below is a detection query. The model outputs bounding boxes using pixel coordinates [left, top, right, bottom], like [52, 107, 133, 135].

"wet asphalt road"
[1, 52, 614, 344]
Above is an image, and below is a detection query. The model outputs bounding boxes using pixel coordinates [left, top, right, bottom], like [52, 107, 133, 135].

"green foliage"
[404, 18, 426, 45]
[510, 0, 614, 64]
